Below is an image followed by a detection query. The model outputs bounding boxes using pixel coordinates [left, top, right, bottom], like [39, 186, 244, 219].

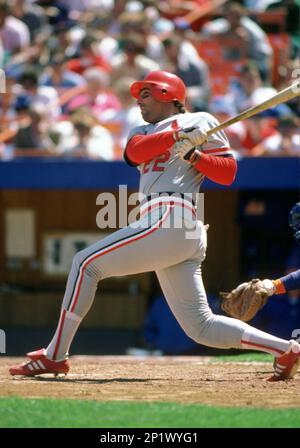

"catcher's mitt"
[219, 279, 271, 322]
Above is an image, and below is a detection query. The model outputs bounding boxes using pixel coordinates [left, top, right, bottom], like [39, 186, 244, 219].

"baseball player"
[256, 202, 300, 296]
[223, 202, 300, 308]
[10, 71, 300, 381]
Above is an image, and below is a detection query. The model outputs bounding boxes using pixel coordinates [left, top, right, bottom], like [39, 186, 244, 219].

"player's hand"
[173, 139, 195, 160]
[177, 127, 208, 147]
[260, 279, 276, 296]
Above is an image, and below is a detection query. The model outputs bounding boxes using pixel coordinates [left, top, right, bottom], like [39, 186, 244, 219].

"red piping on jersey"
[194, 153, 237, 185]
[204, 146, 230, 154]
[241, 339, 284, 356]
[125, 131, 175, 165]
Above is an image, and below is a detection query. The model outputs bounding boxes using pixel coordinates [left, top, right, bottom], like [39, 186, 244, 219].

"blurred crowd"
[0, 0, 299, 160]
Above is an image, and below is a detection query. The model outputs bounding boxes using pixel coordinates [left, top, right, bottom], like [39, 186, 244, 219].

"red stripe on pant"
[52, 208, 171, 360]
[53, 309, 67, 360]
[241, 339, 284, 356]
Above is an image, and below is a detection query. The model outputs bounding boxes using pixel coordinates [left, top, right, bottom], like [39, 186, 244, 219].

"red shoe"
[26, 348, 47, 360]
[268, 340, 300, 381]
[9, 348, 70, 377]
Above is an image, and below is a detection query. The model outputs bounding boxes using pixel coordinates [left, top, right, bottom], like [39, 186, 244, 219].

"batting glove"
[173, 139, 198, 161]
[174, 126, 208, 147]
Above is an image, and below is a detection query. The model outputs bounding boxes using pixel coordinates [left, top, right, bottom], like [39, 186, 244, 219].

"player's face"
[137, 88, 172, 124]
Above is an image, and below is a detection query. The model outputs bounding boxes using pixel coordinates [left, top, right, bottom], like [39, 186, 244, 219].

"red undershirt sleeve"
[125, 131, 175, 165]
[194, 153, 237, 185]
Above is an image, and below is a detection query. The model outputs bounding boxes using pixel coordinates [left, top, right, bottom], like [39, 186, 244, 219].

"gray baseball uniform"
[46, 111, 291, 361]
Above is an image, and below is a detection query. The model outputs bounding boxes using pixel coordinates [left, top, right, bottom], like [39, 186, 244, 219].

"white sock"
[241, 327, 291, 357]
[46, 309, 82, 361]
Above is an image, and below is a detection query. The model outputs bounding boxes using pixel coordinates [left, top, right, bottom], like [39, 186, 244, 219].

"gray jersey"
[127, 112, 232, 200]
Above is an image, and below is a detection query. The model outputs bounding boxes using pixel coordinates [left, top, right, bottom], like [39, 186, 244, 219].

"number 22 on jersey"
[142, 151, 171, 174]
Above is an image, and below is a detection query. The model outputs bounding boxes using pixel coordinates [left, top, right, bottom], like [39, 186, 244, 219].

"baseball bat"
[207, 80, 300, 136]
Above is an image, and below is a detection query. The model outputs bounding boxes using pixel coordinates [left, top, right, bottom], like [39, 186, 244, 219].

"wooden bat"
[206, 80, 300, 137]
[183, 80, 300, 160]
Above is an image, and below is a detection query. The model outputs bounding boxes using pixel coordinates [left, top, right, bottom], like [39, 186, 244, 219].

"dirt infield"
[1, 356, 300, 408]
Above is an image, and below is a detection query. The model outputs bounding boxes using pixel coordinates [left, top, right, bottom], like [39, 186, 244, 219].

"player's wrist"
[272, 279, 286, 295]
[189, 149, 202, 164]
[173, 130, 181, 142]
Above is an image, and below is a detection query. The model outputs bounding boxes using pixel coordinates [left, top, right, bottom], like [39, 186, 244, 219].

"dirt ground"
[0, 356, 300, 408]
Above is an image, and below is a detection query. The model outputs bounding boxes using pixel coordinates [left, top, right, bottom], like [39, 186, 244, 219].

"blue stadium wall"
[0, 157, 299, 190]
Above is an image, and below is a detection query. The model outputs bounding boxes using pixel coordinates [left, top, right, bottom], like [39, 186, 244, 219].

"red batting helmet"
[130, 70, 186, 104]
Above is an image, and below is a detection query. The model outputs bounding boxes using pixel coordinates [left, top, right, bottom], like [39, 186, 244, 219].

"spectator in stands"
[162, 34, 211, 111]
[66, 67, 121, 120]
[0, 1, 30, 54]
[267, 0, 300, 57]
[13, 92, 31, 116]
[142, 1, 174, 36]
[11, 102, 56, 156]
[35, 0, 69, 28]
[226, 62, 297, 155]
[0, 35, 3, 67]
[251, 115, 300, 157]
[0, 75, 22, 127]
[2, 27, 51, 79]
[276, 58, 300, 116]
[101, 76, 146, 159]
[59, 0, 116, 15]
[228, 62, 277, 112]
[17, 68, 61, 120]
[202, 2, 273, 81]
[239, 113, 278, 156]
[40, 52, 86, 91]
[108, 5, 145, 36]
[56, 108, 114, 160]
[0, 80, 27, 160]
[47, 20, 82, 61]
[111, 33, 160, 82]
[243, 0, 282, 11]
[89, 12, 119, 62]
[67, 34, 111, 75]
[209, 95, 246, 155]
[12, 0, 47, 41]
[157, 0, 196, 21]
[117, 10, 165, 63]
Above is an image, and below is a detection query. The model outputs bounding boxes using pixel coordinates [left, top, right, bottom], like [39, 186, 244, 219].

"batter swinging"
[10, 71, 300, 381]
